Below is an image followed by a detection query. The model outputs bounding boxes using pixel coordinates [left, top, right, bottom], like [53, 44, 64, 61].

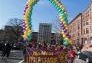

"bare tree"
[5, 18, 24, 43]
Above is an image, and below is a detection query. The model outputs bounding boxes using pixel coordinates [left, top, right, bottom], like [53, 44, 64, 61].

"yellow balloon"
[28, 1, 33, 6]
[26, 27, 29, 30]
[64, 24, 68, 28]
[59, 16, 63, 19]
[25, 13, 29, 18]
[28, 0, 35, 6]
[65, 37, 68, 40]
[58, 3, 61, 7]
[60, 18, 65, 22]
[60, 5, 63, 8]
[28, 29, 32, 33]
[62, 21, 66, 25]
[26, 21, 29, 27]
[25, 20, 28, 23]
[25, 24, 29, 27]
[27, 9, 31, 14]
[24, 31, 28, 35]
[24, 15, 28, 20]
[23, 32, 28, 39]
[63, 21, 66, 24]
[27, 27, 30, 32]
[62, 7, 65, 11]
[62, 33, 66, 38]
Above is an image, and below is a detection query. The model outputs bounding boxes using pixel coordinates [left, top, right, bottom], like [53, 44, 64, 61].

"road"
[0, 50, 24, 63]
[74, 58, 87, 63]
[0, 57, 23, 63]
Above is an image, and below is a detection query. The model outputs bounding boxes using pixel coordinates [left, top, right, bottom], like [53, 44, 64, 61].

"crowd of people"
[23, 39, 77, 63]
[0, 39, 77, 63]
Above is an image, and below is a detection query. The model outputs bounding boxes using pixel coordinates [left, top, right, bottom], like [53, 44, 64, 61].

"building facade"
[38, 23, 52, 44]
[51, 33, 61, 45]
[68, 3, 92, 48]
[68, 13, 82, 46]
[81, 3, 92, 45]
[32, 32, 38, 42]
[0, 30, 5, 42]
[32, 32, 61, 45]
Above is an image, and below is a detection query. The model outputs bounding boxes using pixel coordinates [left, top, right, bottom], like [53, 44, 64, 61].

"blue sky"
[0, 0, 90, 31]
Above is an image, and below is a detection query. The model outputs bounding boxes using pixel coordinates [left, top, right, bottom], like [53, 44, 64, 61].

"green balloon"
[53, 2, 56, 6]
[52, 1, 56, 5]
[28, 37, 31, 41]
[28, 34, 32, 41]
[63, 38, 69, 45]
[59, 13, 68, 24]
[56, 6, 61, 11]
[58, 9, 62, 12]
[63, 42, 67, 46]
[51, 0, 54, 3]
[50, 0, 53, 1]
[28, 32, 31, 35]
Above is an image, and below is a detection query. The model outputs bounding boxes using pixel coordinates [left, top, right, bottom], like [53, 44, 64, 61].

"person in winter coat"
[2, 42, 12, 58]
[68, 48, 76, 63]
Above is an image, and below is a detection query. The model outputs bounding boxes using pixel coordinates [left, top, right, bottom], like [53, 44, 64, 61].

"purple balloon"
[25, 6, 28, 9]
[24, 9, 26, 12]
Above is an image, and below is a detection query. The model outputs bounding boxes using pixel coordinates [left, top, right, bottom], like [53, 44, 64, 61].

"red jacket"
[69, 50, 76, 58]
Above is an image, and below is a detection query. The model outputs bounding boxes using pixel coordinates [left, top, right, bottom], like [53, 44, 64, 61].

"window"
[78, 22, 80, 29]
[83, 21, 85, 26]
[83, 29, 85, 34]
[86, 28, 89, 34]
[85, 40, 87, 44]
[78, 26, 80, 29]
[86, 21, 89, 25]
[85, 39, 87, 44]
[90, 37, 92, 44]
[91, 40, 92, 44]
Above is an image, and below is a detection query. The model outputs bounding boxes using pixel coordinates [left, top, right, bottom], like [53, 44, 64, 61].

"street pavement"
[0, 50, 88, 63]
[0, 50, 24, 63]
[0, 57, 23, 63]
[74, 58, 87, 63]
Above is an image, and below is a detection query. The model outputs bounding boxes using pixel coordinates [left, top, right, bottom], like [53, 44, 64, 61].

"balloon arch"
[22, 0, 73, 45]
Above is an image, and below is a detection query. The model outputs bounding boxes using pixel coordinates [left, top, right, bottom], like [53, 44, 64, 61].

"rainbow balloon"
[23, 0, 39, 41]
[23, 0, 73, 45]
[49, 0, 73, 45]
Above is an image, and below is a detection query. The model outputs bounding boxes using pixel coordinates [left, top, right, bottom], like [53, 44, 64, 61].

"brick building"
[81, 3, 92, 45]
[68, 13, 82, 46]
[68, 3, 92, 51]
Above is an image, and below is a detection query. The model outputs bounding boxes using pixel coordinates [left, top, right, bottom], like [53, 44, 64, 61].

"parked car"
[77, 51, 92, 63]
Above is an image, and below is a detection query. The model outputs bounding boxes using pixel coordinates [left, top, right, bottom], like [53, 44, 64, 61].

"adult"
[1, 42, 6, 57]
[2, 42, 12, 58]
[68, 48, 76, 63]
